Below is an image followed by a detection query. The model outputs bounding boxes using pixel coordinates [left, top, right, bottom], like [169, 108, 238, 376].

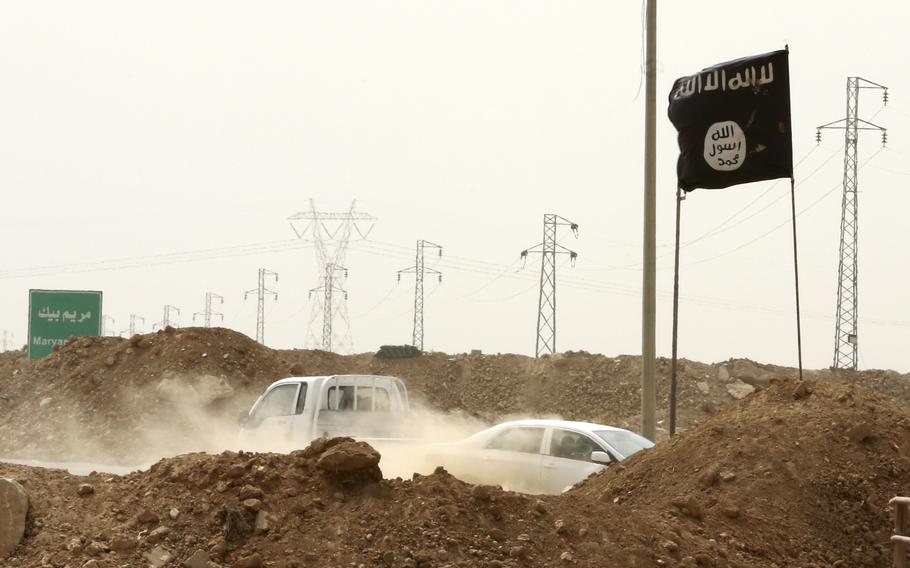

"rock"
[234, 553, 264, 568]
[696, 381, 710, 394]
[792, 381, 813, 400]
[560, 551, 575, 563]
[109, 535, 137, 551]
[508, 546, 529, 559]
[698, 466, 720, 489]
[137, 509, 159, 524]
[254, 510, 276, 534]
[182, 549, 210, 568]
[147, 526, 171, 543]
[169, 508, 180, 520]
[717, 365, 730, 382]
[672, 496, 704, 521]
[720, 471, 737, 482]
[554, 519, 568, 535]
[316, 441, 381, 475]
[242, 498, 262, 512]
[471, 485, 492, 501]
[145, 545, 173, 568]
[85, 541, 108, 556]
[129, 334, 143, 347]
[237, 485, 263, 500]
[39, 397, 53, 408]
[77, 483, 95, 496]
[721, 505, 741, 519]
[725, 381, 755, 400]
[533, 500, 548, 514]
[0, 477, 29, 557]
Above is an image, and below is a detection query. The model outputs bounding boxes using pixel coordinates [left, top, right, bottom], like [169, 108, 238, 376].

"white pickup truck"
[237, 374, 412, 450]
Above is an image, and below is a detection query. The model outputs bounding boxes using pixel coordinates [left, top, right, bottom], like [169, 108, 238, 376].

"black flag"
[668, 49, 792, 191]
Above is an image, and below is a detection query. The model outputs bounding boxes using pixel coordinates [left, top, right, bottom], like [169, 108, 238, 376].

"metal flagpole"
[789, 177, 804, 380]
[670, 187, 682, 435]
[641, 0, 658, 441]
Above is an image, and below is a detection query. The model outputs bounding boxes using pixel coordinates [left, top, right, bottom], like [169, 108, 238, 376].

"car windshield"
[593, 430, 654, 458]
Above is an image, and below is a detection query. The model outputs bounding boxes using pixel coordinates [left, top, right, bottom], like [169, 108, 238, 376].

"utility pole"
[309, 263, 348, 352]
[194, 293, 224, 328]
[153, 305, 180, 330]
[288, 199, 376, 353]
[398, 240, 443, 351]
[102, 315, 115, 336]
[817, 77, 888, 370]
[245, 268, 278, 344]
[1, 331, 12, 352]
[521, 215, 578, 357]
[641, 0, 658, 443]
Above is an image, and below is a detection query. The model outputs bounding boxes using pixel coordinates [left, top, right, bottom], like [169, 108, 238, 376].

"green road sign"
[28, 289, 103, 359]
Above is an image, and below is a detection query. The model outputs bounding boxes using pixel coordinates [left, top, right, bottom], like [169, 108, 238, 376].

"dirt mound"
[571, 379, 910, 567]
[0, 327, 293, 463]
[4, 380, 909, 568]
[1, 440, 616, 567]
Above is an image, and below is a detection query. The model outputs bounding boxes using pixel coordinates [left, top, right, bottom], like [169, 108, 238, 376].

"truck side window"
[326, 386, 355, 411]
[252, 384, 298, 422]
[294, 384, 309, 415]
[355, 387, 391, 411]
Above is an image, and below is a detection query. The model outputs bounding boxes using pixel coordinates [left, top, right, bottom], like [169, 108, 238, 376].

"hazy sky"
[2, 1, 909, 372]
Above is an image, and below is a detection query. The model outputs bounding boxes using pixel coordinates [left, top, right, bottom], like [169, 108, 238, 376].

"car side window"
[252, 384, 298, 422]
[550, 429, 603, 462]
[485, 427, 545, 454]
[294, 383, 309, 415]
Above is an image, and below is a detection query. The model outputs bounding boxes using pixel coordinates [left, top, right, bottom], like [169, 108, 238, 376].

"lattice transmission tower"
[245, 268, 278, 344]
[308, 263, 348, 352]
[521, 214, 578, 357]
[121, 314, 144, 337]
[288, 199, 376, 353]
[1, 330, 13, 352]
[398, 240, 443, 351]
[153, 305, 180, 330]
[102, 315, 115, 336]
[193, 293, 224, 328]
[817, 77, 888, 370]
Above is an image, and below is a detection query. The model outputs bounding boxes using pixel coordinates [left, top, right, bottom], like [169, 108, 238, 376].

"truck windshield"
[593, 430, 654, 459]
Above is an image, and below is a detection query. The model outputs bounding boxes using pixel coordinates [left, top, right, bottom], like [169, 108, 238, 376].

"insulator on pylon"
[816, 130, 822, 145]
[882, 131, 888, 146]
[883, 90, 889, 106]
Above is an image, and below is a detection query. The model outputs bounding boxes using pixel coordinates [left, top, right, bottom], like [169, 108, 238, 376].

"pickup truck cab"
[238, 375, 411, 450]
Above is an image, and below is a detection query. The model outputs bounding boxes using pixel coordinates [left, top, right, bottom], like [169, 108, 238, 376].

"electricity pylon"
[245, 268, 278, 344]
[122, 314, 144, 337]
[398, 240, 443, 351]
[308, 263, 348, 352]
[288, 199, 375, 352]
[521, 214, 578, 357]
[1, 331, 12, 352]
[101, 315, 115, 336]
[817, 77, 888, 370]
[193, 293, 224, 328]
[153, 305, 180, 330]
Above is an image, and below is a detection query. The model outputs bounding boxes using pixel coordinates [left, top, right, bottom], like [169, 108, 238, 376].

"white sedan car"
[427, 419, 653, 495]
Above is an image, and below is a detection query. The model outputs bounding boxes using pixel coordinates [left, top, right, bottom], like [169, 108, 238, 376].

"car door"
[540, 428, 611, 494]
[473, 426, 546, 494]
[247, 383, 300, 449]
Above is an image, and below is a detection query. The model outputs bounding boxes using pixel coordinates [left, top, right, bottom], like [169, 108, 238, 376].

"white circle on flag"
[704, 121, 746, 171]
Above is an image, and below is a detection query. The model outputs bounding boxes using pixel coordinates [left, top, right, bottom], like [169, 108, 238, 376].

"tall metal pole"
[194, 293, 224, 328]
[641, 0, 657, 441]
[669, 188, 682, 436]
[245, 268, 278, 344]
[398, 240, 443, 351]
[1, 331, 12, 352]
[817, 77, 887, 370]
[323, 263, 334, 352]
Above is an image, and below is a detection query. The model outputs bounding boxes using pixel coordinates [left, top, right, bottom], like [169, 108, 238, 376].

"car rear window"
[594, 430, 654, 458]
